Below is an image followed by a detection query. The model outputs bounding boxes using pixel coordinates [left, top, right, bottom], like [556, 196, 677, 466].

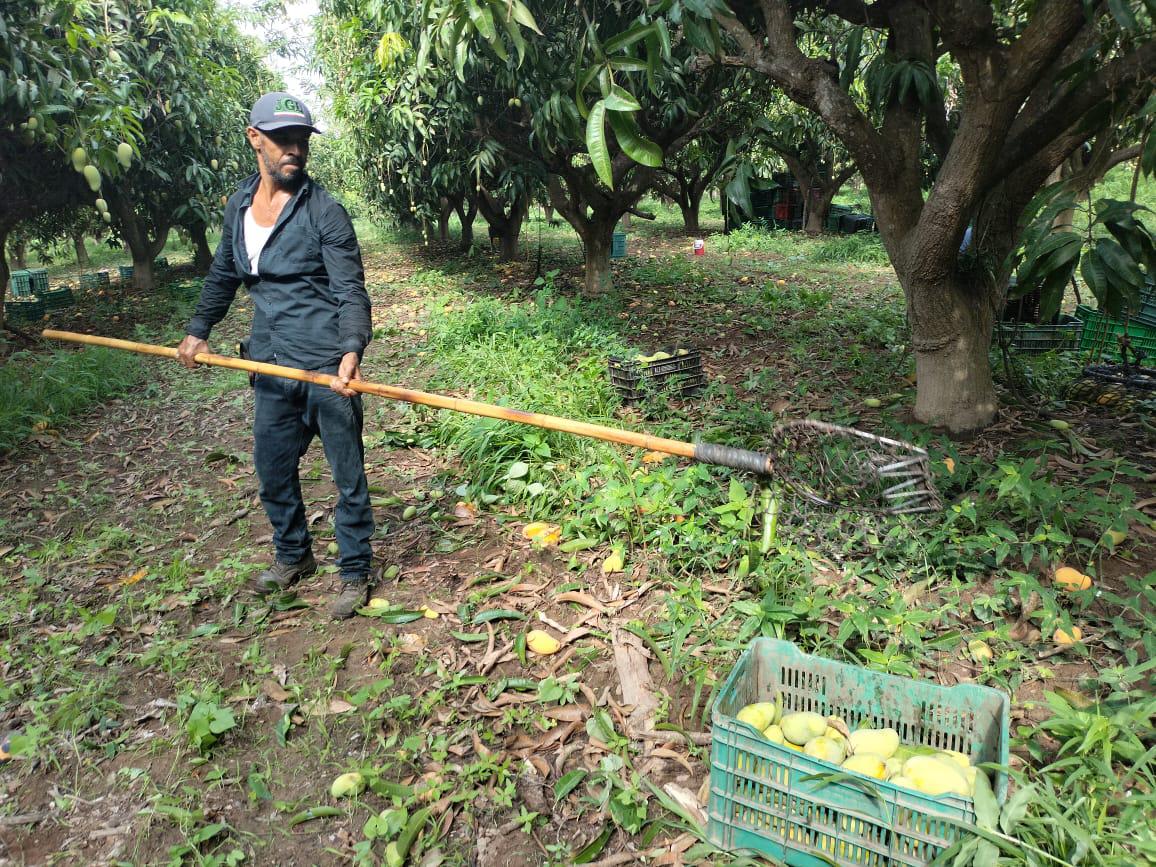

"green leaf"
[472, 608, 527, 624]
[507, 0, 542, 35]
[1108, 0, 1139, 30]
[607, 111, 663, 168]
[287, 806, 341, 827]
[467, 1, 496, 43]
[573, 824, 613, 862]
[971, 770, 999, 831]
[357, 607, 425, 623]
[602, 21, 654, 55]
[586, 100, 614, 189]
[999, 783, 1035, 834]
[554, 768, 587, 801]
[603, 85, 641, 112]
[450, 630, 490, 642]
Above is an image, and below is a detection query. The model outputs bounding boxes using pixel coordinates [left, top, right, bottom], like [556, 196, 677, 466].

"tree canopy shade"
[0, 0, 269, 310]
[317, 0, 743, 292]
[438, 0, 1155, 431]
[705, 0, 1156, 431]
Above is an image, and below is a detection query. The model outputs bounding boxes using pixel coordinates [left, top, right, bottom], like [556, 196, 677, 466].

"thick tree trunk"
[437, 196, 453, 242]
[455, 197, 478, 250]
[679, 194, 702, 236]
[130, 254, 156, 292]
[107, 191, 170, 291]
[189, 222, 213, 271]
[906, 275, 998, 432]
[11, 239, 26, 270]
[582, 221, 615, 297]
[0, 223, 9, 329]
[499, 221, 521, 261]
[805, 186, 838, 235]
[72, 231, 90, 266]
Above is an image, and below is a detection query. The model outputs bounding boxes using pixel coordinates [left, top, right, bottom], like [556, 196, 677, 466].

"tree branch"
[995, 40, 1156, 182]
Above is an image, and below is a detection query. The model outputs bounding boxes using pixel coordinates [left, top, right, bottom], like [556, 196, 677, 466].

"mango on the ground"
[330, 772, 366, 798]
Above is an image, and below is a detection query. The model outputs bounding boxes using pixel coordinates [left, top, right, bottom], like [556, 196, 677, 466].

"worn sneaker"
[250, 551, 317, 596]
[330, 580, 369, 620]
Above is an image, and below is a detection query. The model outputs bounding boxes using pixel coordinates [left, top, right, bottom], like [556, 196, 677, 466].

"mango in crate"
[736, 701, 781, 731]
[842, 752, 887, 780]
[780, 711, 827, 745]
[848, 727, 899, 759]
[763, 724, 785, 745]
[902, 755, 971, 797]
[803, 736, 845, 764]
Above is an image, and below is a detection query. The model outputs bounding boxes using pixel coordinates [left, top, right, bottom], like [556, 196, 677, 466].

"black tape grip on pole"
[694, 442, 773, 475]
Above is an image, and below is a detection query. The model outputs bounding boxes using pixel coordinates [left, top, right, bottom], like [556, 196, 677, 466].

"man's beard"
[262, 150, 305, 189]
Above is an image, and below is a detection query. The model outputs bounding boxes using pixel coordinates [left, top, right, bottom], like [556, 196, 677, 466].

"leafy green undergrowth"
[0, 345, 145, 451]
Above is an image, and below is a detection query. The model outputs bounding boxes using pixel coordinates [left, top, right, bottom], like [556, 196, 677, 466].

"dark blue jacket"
[186, 172, 372, 373]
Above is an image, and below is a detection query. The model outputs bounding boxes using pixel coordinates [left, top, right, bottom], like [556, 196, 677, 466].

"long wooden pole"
[41, 329, 697, 459]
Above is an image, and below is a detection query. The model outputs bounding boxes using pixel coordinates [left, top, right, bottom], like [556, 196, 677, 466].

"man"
[177, 92, 374, 620]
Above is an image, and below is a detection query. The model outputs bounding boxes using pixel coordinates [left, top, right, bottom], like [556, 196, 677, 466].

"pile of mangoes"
[735, 702, 981, 798]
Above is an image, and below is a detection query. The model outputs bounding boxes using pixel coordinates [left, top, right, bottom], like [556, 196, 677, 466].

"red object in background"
[693, 239, 705, 256]
[774, 202, 791, 220]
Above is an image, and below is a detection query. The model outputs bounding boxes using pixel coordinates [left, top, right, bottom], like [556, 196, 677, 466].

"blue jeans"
[252, 373, 374, 582]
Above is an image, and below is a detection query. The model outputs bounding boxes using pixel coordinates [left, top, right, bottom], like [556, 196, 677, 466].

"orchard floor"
[1, 208, 1154, 865]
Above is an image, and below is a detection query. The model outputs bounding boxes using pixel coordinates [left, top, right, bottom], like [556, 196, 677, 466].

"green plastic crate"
[708, 639, 1009, 867]
[1076, 305, 1156, 356]
[41, 285, 74, 311]
[8, 269, 32, 298]
[611, 231, 627, 259]
[118, 264, 135, 282]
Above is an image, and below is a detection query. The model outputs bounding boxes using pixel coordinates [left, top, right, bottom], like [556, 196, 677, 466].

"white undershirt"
[243, 208, 275, 274]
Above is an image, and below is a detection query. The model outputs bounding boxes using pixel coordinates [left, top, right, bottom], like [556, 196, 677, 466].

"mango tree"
[421, 0, 738, 294]
[690, 0, 1156, 432]
[0, 0, 143, 330]
[97, 1, 267, 290]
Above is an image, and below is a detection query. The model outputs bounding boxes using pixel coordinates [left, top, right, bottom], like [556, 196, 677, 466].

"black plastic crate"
[608, 347, 705, 404]
[7, 298, 45, 323]
[995, 314, 1082, 354]
[41, 286, 74, 311]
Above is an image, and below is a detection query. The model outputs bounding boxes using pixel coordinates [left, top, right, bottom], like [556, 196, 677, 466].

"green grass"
[0, 345, 146, 451]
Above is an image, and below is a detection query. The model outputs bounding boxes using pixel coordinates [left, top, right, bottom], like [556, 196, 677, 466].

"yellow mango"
[330, 772, 366, 798]
[890, 774, 915, 790]
[803, 736, 845, 764]
[936, 749, 971, 769]
[842, 753, 887, 780]
[884, 758, 904, 779]
[526, 629, 561, 655]
[736, 701, 779, 731]
[902, 756, 970, 797]
[847, 728, 899, 759]
[763, 724, 785, 744]
[780, 711, 827, 745]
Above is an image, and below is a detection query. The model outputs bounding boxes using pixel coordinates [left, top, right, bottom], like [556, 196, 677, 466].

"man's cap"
[249, 92, 321, 134]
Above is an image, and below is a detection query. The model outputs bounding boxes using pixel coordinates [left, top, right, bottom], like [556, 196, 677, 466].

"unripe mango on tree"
[116, 142, 133, 168]
[95, 198, 108, 213]
[26, 116, 38, 130]
[108, 49, 121, 63]
[101, 212, 111, 223]
[83, 165, 102, 192]
[72, 147, 87, 172]
[210, 159, 219, 170]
